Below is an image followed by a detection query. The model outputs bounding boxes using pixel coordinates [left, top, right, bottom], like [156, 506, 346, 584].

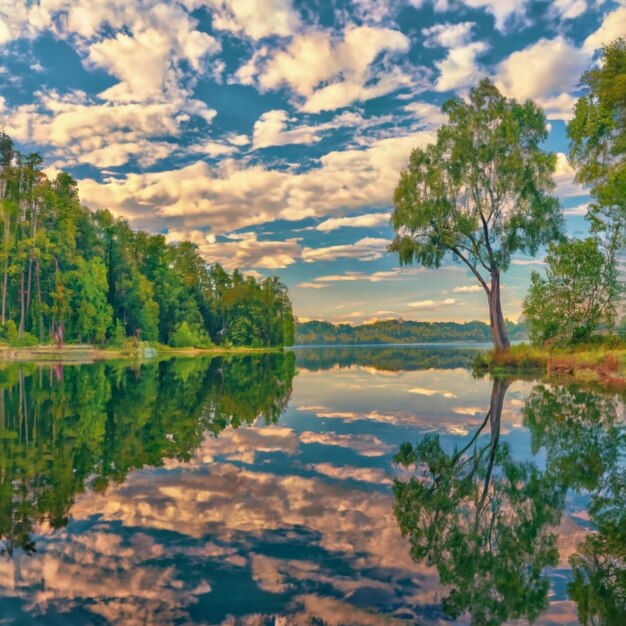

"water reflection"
[0, 354, 296, 556]
[394, 377, 625, 625]
[0, 348, 623, 624]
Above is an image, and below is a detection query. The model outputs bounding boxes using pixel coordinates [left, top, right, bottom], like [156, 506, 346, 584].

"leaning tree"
[390, 79, 563, 350]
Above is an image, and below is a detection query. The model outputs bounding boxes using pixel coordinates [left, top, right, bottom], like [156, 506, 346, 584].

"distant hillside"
[295, 319, 526, 345]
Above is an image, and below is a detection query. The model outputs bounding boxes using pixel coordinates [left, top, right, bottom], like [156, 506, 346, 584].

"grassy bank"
[474, 343, 626, 388]
[0, 343, 282, 364]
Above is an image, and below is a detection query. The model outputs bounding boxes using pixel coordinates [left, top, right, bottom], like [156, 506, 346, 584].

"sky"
[0, 0, 624, 324]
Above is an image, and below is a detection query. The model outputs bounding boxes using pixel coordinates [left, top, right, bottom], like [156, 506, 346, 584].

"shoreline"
[474, 344, 626, 390]
[0, 344, 283, 364]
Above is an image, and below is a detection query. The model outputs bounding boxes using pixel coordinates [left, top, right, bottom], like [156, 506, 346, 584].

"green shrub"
[0, 320, 18, 342]
[10, 332, 39, 347]
[168, 321, 213, 348]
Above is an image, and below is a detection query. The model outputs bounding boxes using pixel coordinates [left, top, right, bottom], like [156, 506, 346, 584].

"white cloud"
[584, 6, 626, 51]
[408, 386, 457, 398]
[301, 237, 389, 263]
[315, 212, 391, 232]
[553, 152, 585, 197]
[87, 6, 220, 103]
[252, 109, 366, 150]
[403, 101, 449, 129]
[407, 297, 456, 309]
[239, 25, 414, 112]
[77, 132, 434, 234]
[452, 284, 483, 293]
[434, 41, 488, 92]
[495, 36, 590, 120]
[1, 90, 217, 168]
[459, 0, 528, 31]
[551, 0, 588, 20]
[496, 36, 589, 101]
[193, 0, 300, 40]
[564, 202, 589, 216]
[422, 21, 475, 48]
[165, 229, 302, 270]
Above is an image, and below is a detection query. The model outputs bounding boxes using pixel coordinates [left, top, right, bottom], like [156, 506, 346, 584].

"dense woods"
[0, 133, 295, 348]
[295, 318, 526, 345]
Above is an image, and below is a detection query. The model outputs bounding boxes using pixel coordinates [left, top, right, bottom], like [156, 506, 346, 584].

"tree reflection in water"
[0, 353, 296, 556]
[394, 378, 626, 625]
[524, 384, 626, 625]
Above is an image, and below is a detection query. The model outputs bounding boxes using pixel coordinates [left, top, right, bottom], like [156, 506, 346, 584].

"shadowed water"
[0, 347, 623, 625]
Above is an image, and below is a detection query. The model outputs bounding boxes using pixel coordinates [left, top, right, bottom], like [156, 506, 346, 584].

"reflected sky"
[0, 347, 623, 625]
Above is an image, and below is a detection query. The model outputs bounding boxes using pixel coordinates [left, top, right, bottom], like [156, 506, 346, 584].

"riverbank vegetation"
[391, 39, 625, 369]
[0, 133, 295, 351]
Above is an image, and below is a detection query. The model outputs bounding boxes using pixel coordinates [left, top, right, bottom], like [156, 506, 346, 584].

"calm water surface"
[0, 347, 624, 625]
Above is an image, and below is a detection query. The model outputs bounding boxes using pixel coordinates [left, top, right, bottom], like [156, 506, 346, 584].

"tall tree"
[568, 38, 626, 318]
[390, 79, 562, 350]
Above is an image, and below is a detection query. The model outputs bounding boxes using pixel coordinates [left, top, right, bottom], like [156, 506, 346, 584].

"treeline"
[0, 133, 295, 348]
[0, 354, 296, 552]
[295, 318, 526, 345]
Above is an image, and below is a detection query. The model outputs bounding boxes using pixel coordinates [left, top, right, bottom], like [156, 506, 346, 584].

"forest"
[0, 133, 295, 349]
[295, 318, 527, 345]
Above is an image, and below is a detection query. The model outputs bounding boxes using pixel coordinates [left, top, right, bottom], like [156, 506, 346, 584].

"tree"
[523, 238, 617, 344]
[393, 378, 563, 625]
[568, 38, 626, 310]
[390, 79, 563, 350]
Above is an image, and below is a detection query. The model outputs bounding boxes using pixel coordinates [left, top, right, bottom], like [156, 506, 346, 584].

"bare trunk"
[18, 266, 25, 336]
[35, 259, 44, 342]
[488, 271, 510, 351]
[1, 214, 9, 324]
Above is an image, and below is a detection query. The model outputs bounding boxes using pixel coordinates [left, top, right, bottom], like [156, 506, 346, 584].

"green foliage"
[568, 39, 625, 325]
[0, 354, 296, 554]
[390, 80, 562, 349]
[9, 332, 38, 347]
[0, 133, 295, 348]
[169, 321, 213, 348]
[0, 320, 17, 342]
[523, 238, 617, 345]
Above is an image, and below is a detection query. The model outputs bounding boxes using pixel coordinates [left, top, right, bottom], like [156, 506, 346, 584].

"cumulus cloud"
[422, 21, 475, 48]
[302, 237, 389, 263]
[407, 297, 456, 310]
[584, 6, 626, 51]
[459, 0, 529, 31]
[77, 132, 434, 235]
[452, 284, 483, 293]
[296, 267, 425, 288]
[553, 152, 585, 197]
[165, 229, 302, 270]
[434, 41, 488, 92]
[252, 109, 367, 150]
[403, 101, 449, 129]
[192, 0, 300, 40]
[237, 25, 415, 112]
[496, 37, 589, 102]
[1, 90, 217, 168]
[315, 212, 391, 232]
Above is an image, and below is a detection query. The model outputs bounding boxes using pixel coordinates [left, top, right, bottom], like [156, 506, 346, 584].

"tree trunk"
[18, 266, 25, 336]
[1, 213, 9, 324]
[488, 271, 510, 351]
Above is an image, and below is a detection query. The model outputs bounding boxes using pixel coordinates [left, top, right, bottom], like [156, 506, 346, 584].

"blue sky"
[0, 0, 624, 324]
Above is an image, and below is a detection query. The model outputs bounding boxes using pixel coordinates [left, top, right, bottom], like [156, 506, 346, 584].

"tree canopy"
[390, 79, 563, 350]
[0, 133, 295, 348]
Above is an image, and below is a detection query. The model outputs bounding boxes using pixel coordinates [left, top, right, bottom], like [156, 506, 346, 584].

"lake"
[0, 347, 623, 625]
